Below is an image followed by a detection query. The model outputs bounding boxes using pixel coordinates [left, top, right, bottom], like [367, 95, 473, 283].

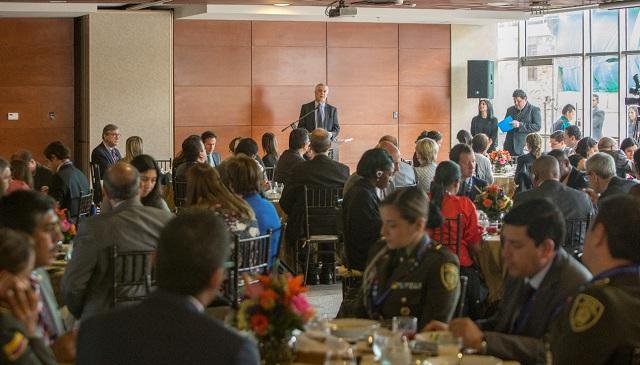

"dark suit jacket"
[514, 152, 539, 194]
[273, 149, 305, 185]
[76, 290, 259, 365]
[61, 199, 173, 320]
[298, 101, 339, 138]
[33, 163, 53, 191]
[458, 176, 487, 202]
[503, 102, 542, 156]
[206, 152, 221, 167]
[279, 154, 349, 245]
[565, 167, 588, 191]
[49, 162, 90, 220]
[91, 142, 122, 177]
[600, 176, 638, 201]
[342, 178, 381, 271]
[478, 249, 591, 365]
[513, 180, 594, 221]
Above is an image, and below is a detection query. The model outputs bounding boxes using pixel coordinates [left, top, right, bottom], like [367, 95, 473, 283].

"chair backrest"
[303, 185, 343, 238]
[264, 166, 275, 182]
[111, 245, 155, 306]
[455, 275, 469, 317]
[225, 232, 272, 306]
[565, 214, 592, 259]
[156, 159, 172, 174]
[173, 181, 188, 209]
[89, 162, 102, 205]
[431, 213, 463, 256]
[73, 191, 94, 226]
[327, 149, 335, 160]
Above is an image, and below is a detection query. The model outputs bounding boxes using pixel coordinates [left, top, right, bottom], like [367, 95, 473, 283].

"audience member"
[0, 191, 75, 362]
[552, 104, 575, 131]
[43, 141, 90, 221]
[228, 136, 242, 154]
[11, 149, 53, 192]
[61, 162, 173, 320]
[584, 152, 638, 205]
[0, 159, 8, 197]
[91, 124, 122, 176]
[450, 143, 487, 201]
[185, 163, 259, 239]
[547, 149, 589, 191]
[429, 161, 485, 318]
[550, 195, 640, 364]
[201, 131, 221, 167]
[343, 140, 399, 197]
[7, 159, 32, 193]
[347, 187, 460, 329]
[598, 137, 634, 178]
[261, 132, 279, 168]
[122, 135, 143, 163]
[235, 138, 265, 167]
[413, 130, 442, 166]
[174, 135, 206, 182]
[456, 129, 472, 145]
[414, 137, 440, 192]
[620, 137, 638, 161]
[220, 155, 281, 266]
[378, 135, 398, 147]
[592, 94, 605, 140]
[563, 125, 581, 156]
[273, 128, 309, 185]
[549, 130, 568, 153]
[628, 106, 640, 142]
[634, 148, 640, 178]
[76, 210, 259, 365]
[0, 228, 57, 365]
[471, 133, 494, 184]
[514, 133, 543, 194]
[470, 99, 498, 152]
[426, 199, 591, 364]
[503, 89, 542, 156]
[131, 155, 170, 212]
[573, 136, 598, 170]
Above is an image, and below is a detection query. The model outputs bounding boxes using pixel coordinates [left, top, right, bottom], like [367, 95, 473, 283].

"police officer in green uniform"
[357, 187, 461, 329]
[0, 229, 56, 365]
[549, 195, 640, 364]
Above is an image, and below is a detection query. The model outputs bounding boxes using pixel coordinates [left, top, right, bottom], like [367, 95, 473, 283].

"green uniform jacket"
[0, 310, 57, 365]
[549, 265, 640, 364]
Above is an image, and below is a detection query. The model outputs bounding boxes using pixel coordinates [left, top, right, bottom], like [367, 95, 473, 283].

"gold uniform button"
[401, 297, 407, 304]
[400, 306, 411, 316]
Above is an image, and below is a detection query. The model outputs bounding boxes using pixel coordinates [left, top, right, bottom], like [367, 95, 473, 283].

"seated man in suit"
[61, 162, 173, 320]
[298, 83, 339, 140]
[0, 191, 76, 363]
[76, 210, 259, 365]
[43, 141, 90, 222]
[12, 149, 53, 193]
[547, 149, 588, 191]
[450, 143, 487, 202]
[425, 199, 591, 365]
[549, 195, 640, 364]
[201, 130, 221, 167]
[584, 152, 638, 206]
[91, 124, 122, 177]
[273, 128, 309, 186]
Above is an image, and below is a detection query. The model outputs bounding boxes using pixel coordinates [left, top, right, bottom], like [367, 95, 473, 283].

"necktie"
[510, 283, 536, 334]
[111, 148, 119, 163]
[207, 154, 213, 166]
[316, 107, 322, 129]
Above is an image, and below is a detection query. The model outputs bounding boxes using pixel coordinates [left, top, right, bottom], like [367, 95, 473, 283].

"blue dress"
[244, 192, 282, 267]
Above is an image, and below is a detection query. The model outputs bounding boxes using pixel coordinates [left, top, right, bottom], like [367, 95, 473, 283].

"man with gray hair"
[61, 162, 173, 320]
[584, 152, 638, 205]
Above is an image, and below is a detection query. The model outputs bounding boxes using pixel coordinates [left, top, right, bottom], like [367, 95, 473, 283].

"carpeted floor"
[306, 283, 342, 319]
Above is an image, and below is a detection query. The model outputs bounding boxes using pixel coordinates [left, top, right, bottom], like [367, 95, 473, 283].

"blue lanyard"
[591, 264, 640, 282]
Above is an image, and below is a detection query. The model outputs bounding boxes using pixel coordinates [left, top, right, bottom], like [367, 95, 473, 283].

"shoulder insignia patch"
[570, 294, 605, 333]
[440, 263, 459, 291]
[3, 332, 28, 361]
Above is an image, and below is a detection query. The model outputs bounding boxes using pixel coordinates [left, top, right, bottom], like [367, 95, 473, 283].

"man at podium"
[298, 83, 340, 140]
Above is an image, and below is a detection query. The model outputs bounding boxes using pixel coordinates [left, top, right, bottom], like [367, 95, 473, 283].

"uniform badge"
[400, 306, 411, 316]
[570, 294, 605, 333]
[440, 263, 459, 291]
[3, 332, 28, 361]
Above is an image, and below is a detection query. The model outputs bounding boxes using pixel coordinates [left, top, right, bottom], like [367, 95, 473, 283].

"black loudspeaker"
[467, 60, 495, 99]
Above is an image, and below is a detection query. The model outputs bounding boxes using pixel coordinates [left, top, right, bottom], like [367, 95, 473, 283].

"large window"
[592, 56, 619, 139]
[525, 13, 583, 56]
[591, 9, 618, 53]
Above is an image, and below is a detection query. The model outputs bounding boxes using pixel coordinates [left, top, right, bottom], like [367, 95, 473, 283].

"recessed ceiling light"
[487, 2, 509, 6]
[273, 3, 290, 6]
[49, 1, 67, 2]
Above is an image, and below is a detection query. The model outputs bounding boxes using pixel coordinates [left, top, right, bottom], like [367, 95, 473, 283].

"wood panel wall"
[0, 19, 74, 163]
[174, 20, 450, 168]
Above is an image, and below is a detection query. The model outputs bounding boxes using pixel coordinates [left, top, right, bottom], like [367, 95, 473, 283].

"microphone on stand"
[281, 105, 320, 132]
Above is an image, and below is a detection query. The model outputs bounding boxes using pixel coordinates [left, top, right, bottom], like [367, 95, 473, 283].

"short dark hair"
[547, 148, 568, 162]
[181, 135, 204, 163]
[449, 143, 473, 164]
[550, 130, 565, 143]
[0, 228, 34, 274]
[11, 149, 33, 164]
[426, 130, 442, 142]
[289, 128, 309, 150]
[592, 94, 599, 102]
[620, 137, 637, 152]
[561, 104, 575, 115]
[356, 148, 394, 179]
[471, 133, 489, 153]
[201, 131, 217, 143]
[594, 195, 640, 262]
[512, 89, 527, 99]
[564, 125, 582, 140]
[235, 138, 259, 157]
[156, 210, 230, 296]
[575, 137, 598, 158]
[102, 124, 119, 139]
[0, 190, 55, 235]
[503, 198, 565, 250]
[43, 141, 71, 160]
[456, 129, 472, 145]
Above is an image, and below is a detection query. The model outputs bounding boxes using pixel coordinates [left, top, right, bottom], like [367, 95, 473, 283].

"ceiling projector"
[327, 0, 358, 17]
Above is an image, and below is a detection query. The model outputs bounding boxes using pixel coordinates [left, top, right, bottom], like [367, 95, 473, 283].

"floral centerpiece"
[237, 271, 315, 365]
[488, 150, 512, 173]
[475, 184, 513, 221]
[55, 208, 76, 243]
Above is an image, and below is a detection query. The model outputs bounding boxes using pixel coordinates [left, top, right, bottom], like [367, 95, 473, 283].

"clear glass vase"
[259, 336, 294, 365]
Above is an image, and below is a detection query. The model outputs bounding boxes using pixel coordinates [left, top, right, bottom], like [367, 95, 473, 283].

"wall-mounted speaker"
[467, 60, 494, 99]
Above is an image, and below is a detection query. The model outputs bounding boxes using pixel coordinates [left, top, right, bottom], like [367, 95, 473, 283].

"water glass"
[392, 316, 418, 341]
[381, 335, 411, 365]
[372, 328, 394, 361]
[323, 338, 356, 365]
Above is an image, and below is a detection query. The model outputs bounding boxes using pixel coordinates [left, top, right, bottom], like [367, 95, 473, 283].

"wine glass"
[392, 316, 418, 341]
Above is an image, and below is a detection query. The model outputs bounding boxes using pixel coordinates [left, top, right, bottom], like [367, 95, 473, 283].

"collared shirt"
[526, 255, 554, 290]
[103, 141, 116, 153]
[56, 160, 73, 173]
[187, 296, 204, 313]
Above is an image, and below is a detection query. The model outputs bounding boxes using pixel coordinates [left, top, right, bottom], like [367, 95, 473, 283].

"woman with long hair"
[123, 136, 143, 163]
[261, 132, 279, 168]
[628, 106, 640, 142]
[7, 159, 32, 192]
[573, 137, 598, 171]
[414, 138, 439, 193]
[514, 133, 543, 193]
[185, 163, 259, 239]
[470, 99, 498, 152]
[428, 161, 484, 319]
[220, 155, 281, 265]
[131, 155, 170, 212]
[174, 135, 206, 183]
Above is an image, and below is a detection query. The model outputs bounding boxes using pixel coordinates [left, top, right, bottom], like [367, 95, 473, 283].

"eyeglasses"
[107, 133, 121, 137]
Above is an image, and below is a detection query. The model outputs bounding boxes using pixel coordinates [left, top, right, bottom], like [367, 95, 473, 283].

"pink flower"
[60, 219, 71, 232]
[498, 158, 506, 165]
[290, 295, 312, 317]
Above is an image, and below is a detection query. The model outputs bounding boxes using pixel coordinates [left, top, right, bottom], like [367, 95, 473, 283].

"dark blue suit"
[49, 162, 90, 221]
[458, 176, 487, 202]
[76, 290, 259, 365]
[91, 142, 122, 177]
[298, 101, 340, 139]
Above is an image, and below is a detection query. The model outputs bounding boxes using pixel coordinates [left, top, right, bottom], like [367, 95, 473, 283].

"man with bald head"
[377, 140, 416, 188]
[61, 162, 173, 320]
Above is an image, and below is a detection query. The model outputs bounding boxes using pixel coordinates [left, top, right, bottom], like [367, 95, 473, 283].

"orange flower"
[257, 275, 272, 287]
[250, 314, 269, 336]
[482, 198, 493, 208]
[287, 275, 307, 297]
[260, 289, 278, 310]
[68, 224, 77, 236]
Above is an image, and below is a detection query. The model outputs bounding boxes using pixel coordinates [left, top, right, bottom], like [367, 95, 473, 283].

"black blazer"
[273, 149, 305, 185]
[565, 167, 589, 191]
[91, 143, 122, 177]
[514, 180, 594, 221]
[457, 176, 487, 202]
[76, 290, 259, 365]
[503, 102, 542, 156]
[514, 152, 540, 194]
[33, 163, 53, 191]
[600, 176, 638, 201]
[298, 101, 340, 138]
[342, 178, 381, 271]
[49, 162, 90, 220]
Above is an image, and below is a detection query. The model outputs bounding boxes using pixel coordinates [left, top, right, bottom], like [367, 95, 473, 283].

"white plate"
[423, 355, 503, 365]
[327, 318, 380, 341]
